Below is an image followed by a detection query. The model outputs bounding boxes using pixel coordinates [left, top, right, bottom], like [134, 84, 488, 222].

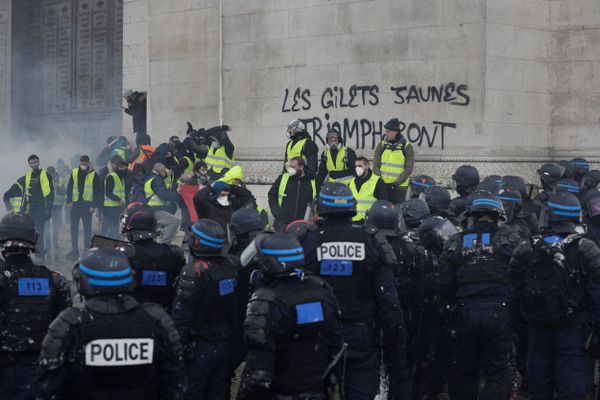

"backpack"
[522, 234, 584, 328]
[129, 181, 149, 204]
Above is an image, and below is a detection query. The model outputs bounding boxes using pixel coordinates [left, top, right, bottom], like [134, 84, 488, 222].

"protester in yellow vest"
[317, 130, 356, 186]
[66, 155, 101, 260]
[373, 118, 415, 204]
[102, 158, 129, 239]
[205, 126, 235, 179]
[349, 156, 390, 223]
[46, 166, 66, 251]
[268, 157, 317, 231]
[283, 119, 319, 178]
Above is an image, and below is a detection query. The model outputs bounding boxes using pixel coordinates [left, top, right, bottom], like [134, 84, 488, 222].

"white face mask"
[80, 165, 89, 171]
[355, 167, 365, 177]
[288, 167, 297, 177]
[217, 196, 230, 206]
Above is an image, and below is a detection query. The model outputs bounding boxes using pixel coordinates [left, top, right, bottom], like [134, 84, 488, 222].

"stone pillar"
[0, 0, 10, 142]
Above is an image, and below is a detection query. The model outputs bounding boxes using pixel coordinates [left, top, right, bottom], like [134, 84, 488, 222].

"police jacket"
[438, 221, 521, 303]
[0, 254, 71, 362]
[38, 294, 184, 400]
[268, 173, 317, 227]
[193, 185, 253, 229]
[130, 240, 186, 311]
[283, 132, 319, 178]
[239, 272, 343, 399]
[171, 255, 238, 343]
[302, 219, 405, 326]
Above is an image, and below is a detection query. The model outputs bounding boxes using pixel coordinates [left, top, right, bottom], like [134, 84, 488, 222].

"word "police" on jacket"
[85, 338, 154, 366]
[317, 242, 366, 261]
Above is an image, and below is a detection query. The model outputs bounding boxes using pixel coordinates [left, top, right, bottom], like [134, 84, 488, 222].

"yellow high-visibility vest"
[349, 173, 380, 222]
[53, 175, 66, 206]
[144, 176, 165, 207]
[72, 169, 96, 202]
[206, 146, 234, 174]
[104, 172, 125, 207]
[277, 173, 316, 207]
[325, 146, 351, 184]
[284, 138, 308, 169]
[10, 183, 24, 213]
[24, 170, 51, 207]
[379, 141, 409, 187]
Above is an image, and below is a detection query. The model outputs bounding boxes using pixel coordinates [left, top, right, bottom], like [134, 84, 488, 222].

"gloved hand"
[237, 369, 272, 400]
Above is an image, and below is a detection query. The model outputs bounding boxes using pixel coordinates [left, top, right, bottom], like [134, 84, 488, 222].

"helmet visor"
[588, 197, 600, 218]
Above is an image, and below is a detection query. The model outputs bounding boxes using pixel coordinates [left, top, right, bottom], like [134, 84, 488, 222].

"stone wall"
[0, 0, 10, 138]
[122, 0, 600, 185]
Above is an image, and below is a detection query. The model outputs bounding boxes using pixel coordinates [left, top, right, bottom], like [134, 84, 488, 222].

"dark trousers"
[102, 206, 123, 239]
[527, 323, 588, 399]
[185, 338, 233, 400]
[0, 363, 39, 400]
[70, 204, 93, 254]
[454, 302, 512, 400]
[45, 205, 62, 250]
[28, 205, 47, 255]
[342, 323, 380, 400]
[387, 186, 407, 205]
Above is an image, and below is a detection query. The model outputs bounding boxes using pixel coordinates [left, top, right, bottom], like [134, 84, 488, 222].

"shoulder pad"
[364, 226, 378, 236]
[118, 243, 136, 259]
[174, 263, 202, 303]
[39, 307, 86, 371]
[250, 287, 277, 303]
[141, 303, 184, 362]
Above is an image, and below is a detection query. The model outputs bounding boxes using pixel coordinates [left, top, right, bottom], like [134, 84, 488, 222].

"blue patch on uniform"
[463, 233, 490, 248]
[481, 233, 491, 245]
[544, 235, 564, 244]
[18, 278, 50, 296]
[320, 260, 353, 276]
[141, 270, 167, 287]
[219, 278, 236, 296]
[296, 302, 324, 325]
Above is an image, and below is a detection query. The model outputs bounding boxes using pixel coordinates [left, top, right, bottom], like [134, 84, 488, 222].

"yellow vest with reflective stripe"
[10, 183, 24, 213]
[349, 173, 380, 222]
[379, 141, 409, 186]
[277, 173, 317, 207]
[144, 176, 165, 207]
[285, 138, 308, 169]
[325, 146, 352, 184]
[114, 147, 126, 160]
[206, 146, 234, 174]
[183, 156, 195, 174]
[72, 169, 95, 202]
[53, 175, 66, 206]
[104, 172, 125, 207]
[164, 175, 175, 190]
[25, 170, 51, 205]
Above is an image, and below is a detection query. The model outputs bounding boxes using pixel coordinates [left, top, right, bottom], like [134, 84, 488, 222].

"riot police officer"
[502, 175, 539, 234]
[237, 232, 344, 400]
[408, 174, 436, 199]
[437, 190, 521, 399]
[38, 248, 184, 399]
[571, 157, 589, 183]
[171, 219, 238, 399]
[534, 163, 563, 209]
[581, 170, 600, 199]
[398, 198, 430, 234]
[121, 203, 186, 311]
[302, 182, 411, 400]
[0, 213, 71, 400]
[554, 178, 581, 197]
[584, 187, 600, 245]
[447, 165, 480, 224]
[511, 191, 600, 400]
[497, 187, 532, 240]
[422, 185, 451, 218]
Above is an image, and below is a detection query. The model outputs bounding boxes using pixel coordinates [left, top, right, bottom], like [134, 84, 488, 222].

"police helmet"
[571, 157, 590, 176]
[554, 179, 581, 195]
[287, 119, 305, 138]
[465, 190, 506, 221]
[557, 160, 576, 180]
[476, 176, 502, 195]
[422, 186, 451, 216]
[585, 188, 600, 219]
[316, 182, 357, 219]
[284, 220, 315, 243]
[0, 213, 38, 252]
[537, 163, 564, 187]
[502, 175, 527, 199]
[229, 208, 264, 237]
[73, 248, 133, 298]
[257, 233, 305, 274]
[121, 203, 157, 242]
[418, 216, 458, 255]
[452, 165, 480, 193]
[498, 187, 522, 223]
[582, 170, 600, 193]
[365, 200, 399, 231]
[400, 198, 430, 230]
[409, 175, 436, 197]
[188, 219, 226, 257]
[547, 191, 581, 224]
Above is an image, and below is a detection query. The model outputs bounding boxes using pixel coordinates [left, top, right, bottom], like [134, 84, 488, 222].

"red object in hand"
[179, 184, 200, 223]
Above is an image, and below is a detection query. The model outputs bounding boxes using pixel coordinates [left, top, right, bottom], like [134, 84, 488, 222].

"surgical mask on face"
[217, 196, 230, 206]
[30, 163, 40, 171]
[80, 165, 89, 171]
[329, 143, 339, 150]
[288, 167, 297, 177]
[355, 167, 365, 177]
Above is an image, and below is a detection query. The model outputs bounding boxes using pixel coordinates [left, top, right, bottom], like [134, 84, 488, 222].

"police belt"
[0, 350, 39, 365]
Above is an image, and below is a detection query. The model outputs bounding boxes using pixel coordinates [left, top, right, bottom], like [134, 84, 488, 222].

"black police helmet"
[502, 175, 527, 198]
[465, 190, 506, 221]
[537, 163, 564, 186]
[554, 178, 581, 195]
[317, 182, 357, 218]
[257, 233, 305, 274]
[476, 176, 502, 195]
[547, 191, 581, 224]
[230, 208, 264, 236]
[585, 188, 600, 219]
[571, 157, 590, 176]
[557, 160, 576, 180]
[121, 203, 156, 241]
[73, 248, 133, 298]
[418, 216, 458, 254]
[0, 213, 38, 251]
[452, 165, 480, 193]
[365, 200, 398, 231]
[498, 187, 522, 222]
[583, 170, 600, 192]
[188, 219, 226, 257]
[423, 186, 451, 215]
[409, 175, 436, 196]
[400, 198, 430, 229]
